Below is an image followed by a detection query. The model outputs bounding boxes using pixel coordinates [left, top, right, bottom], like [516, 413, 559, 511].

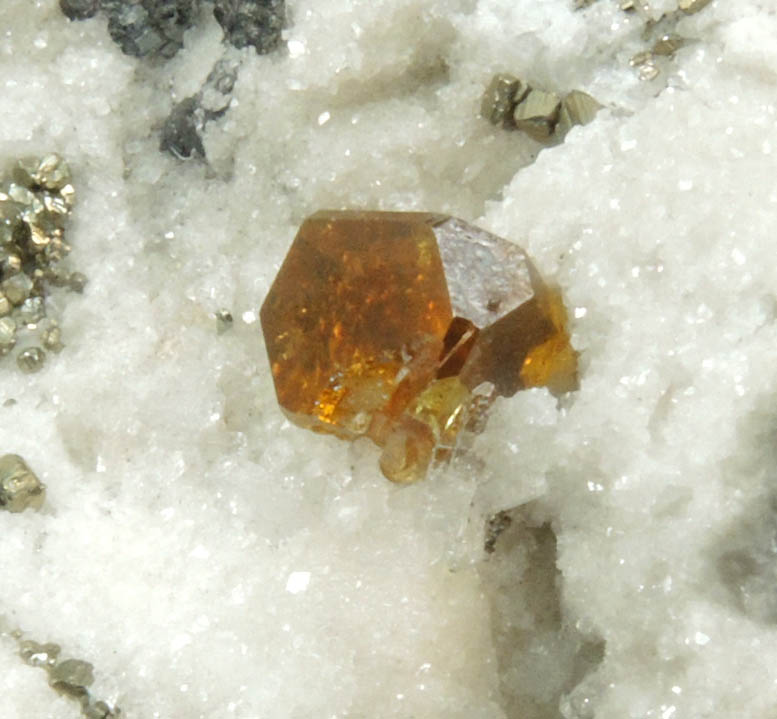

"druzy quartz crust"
[261, 211, 576, 482]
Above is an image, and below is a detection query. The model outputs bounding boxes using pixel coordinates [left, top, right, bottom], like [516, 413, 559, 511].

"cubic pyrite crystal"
[481, 76, 602, 145]
[480, 74, 527, 128]
[261, 211, 576, 482]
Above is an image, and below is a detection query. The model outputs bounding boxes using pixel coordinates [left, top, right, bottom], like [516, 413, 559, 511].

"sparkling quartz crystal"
[261, 211, 576, 482]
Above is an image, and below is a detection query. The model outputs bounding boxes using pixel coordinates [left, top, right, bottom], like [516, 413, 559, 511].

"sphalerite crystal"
[261, 211, 577, 483]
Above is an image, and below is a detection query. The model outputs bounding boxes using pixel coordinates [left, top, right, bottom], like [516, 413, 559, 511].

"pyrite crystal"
[261, 211, 576, 482]
[480, 74, 602, 145]
[18, 636, 121, 719]
[0, 153, 80, 369]
[0, 454, 45, 512]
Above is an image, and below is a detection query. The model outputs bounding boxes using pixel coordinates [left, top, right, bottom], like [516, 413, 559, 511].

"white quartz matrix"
[1, 0, 776, 717]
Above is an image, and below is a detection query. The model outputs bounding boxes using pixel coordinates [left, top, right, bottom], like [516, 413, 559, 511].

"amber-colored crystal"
[261, 210, 577, 483]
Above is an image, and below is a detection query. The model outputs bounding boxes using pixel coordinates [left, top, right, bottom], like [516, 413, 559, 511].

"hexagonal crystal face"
[261, 211, 452, 438]
[261, 210, 576, 482]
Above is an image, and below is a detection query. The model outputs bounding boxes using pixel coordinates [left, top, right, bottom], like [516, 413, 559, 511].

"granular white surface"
[1, 1, 776, 717]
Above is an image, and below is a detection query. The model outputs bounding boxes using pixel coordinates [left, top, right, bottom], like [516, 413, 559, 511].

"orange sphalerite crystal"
[261, 210, 576, 482]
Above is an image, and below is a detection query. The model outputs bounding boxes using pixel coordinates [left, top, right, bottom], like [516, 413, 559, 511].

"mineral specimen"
[481, 75, 602, 145]
[213, 0, 285, 53]
[160, 97, 207, 160]
[513, 88, 562, 141]
[480, 74, 527, 128]
[215, 308, 233, 334]
[160, 57, 239, 160]
[18, 297, 45, 326]
[101, 0, 200, 59]
[41, 320, 65, 352]
[85, 701, 121, 719]
[50, 658, 95, 699]
[628, 30, 690, 82]
[0, 454, 45, 512]
[68, 271, 88, 293]
[18, 635, 121, 719]
[652, 32, 687, 56]
[679, 0, 712, 14]
[556, 89, 603, 134]
[59, 0, 99, 20]
[20, 640, 61, 668]
[17, 346, 46, 374]
[261, 211, 576, 482]
[59, 0, 284, 57]
[0, 317, 17, 354]
[484, 510, 513, 554]
[0, 153, 81, 369]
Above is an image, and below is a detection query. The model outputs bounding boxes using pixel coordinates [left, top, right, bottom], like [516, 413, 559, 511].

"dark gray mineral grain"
[160, 97, 207, 159]
[58, 0, 286, 57]
[59, 0, 100, 20]
[160, 57, 239, 160]
[101, 0, 201, 59]
[212, 0, 284, 53]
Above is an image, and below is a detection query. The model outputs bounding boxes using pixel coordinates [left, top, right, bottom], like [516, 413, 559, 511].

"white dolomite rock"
[1, 0, 775, 717]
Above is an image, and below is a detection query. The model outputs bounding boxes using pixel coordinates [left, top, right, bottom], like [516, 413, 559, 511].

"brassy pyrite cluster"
[0, 154, 82, 371]
[261, 211, 577, 483]
[481, 74, 601, 144]
[18, 637, 120, 718]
